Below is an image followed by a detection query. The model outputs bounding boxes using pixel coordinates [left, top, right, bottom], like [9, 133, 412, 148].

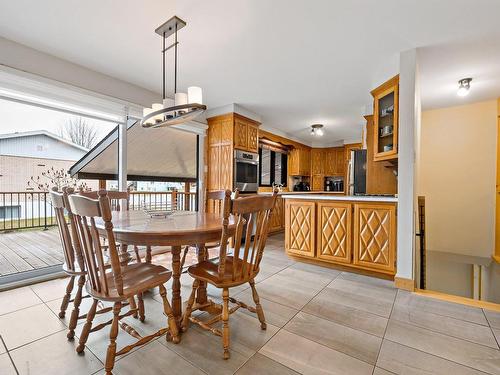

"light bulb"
[457, 86, 469, 97]
[188, 86, 203, 104]
[316, 128, 324, 136]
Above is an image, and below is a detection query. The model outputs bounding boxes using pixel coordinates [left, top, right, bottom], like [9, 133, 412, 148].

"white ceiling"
[0, 0, 499, 146]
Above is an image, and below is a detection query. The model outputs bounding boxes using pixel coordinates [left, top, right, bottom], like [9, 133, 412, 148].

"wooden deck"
[0, 228, 63, 276]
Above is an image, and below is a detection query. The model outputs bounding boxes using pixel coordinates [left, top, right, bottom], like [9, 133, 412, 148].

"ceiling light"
[142, 16, 206, 128]
[457, 78, 472, 97]
[311, 124, 324, 137]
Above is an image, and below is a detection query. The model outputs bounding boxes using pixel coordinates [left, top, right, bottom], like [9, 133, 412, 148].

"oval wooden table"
[95, 210, 234, 334]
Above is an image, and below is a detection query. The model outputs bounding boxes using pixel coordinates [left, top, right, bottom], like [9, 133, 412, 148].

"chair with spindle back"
[182, 190, 278, 359]
[68, 190, 179, 374]
[50, 187, 87, 336]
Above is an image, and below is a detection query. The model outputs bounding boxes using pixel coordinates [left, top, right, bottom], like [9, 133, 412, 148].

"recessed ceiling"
[0, 0, 499, 146]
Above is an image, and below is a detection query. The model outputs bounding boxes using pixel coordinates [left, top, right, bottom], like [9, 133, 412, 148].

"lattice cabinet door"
[285, 200, 315, 257]
[247, 124, 259, 153]
[353, 203, 396, 274]
[208, 145, 220, 190]
[317, 202, 352, 264]
[219, 144, 234, 190]
[234, 119, 248, 150]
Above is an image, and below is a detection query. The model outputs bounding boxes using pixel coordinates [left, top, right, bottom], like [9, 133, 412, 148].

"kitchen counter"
[281, 193, 398, 203]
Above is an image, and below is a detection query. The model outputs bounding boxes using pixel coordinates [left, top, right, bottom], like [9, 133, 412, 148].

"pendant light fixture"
[142, 16, 206, 128]
[310, 124, 324, 136]
[457, 78, 472, 97]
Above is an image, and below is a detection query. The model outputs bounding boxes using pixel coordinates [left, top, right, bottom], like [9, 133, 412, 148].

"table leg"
[171, 245, 182, 322]
[120, 243, 132, 266]
[195, 244, 208, 305]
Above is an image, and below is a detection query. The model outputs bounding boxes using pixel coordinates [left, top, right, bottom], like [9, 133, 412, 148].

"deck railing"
[0, 190, 197, 232]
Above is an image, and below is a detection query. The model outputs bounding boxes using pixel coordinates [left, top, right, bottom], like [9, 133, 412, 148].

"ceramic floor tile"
[285, 311, 382, 365]
[391, 303, 498, 348]
[260, 329, 373, 375]
[0, 335, 6, 354]
[376, 339, 488, 375]
[385, 319, 500, 374]
[484, 310, 500, 330]
[277, 266, 336, 287]
[30, 277, 72, 302]
[194, 310, 280, 352]
[236, 353, 299, 375]
[0, 353, 16, 375]
[161, 324, 254, 375]
[45, 296, 111, 328]
[395, 291, 488, 326]
[492, 328, 500, 344]
[339, 272, 396, 289]
[329, 277, 397, 304]
[373, 368, 395, 375]
[234, 288, 299, 328]
[0, 286, 42, 316]
[113, 340, 204, 375]
[0, 303, 66, 350]
[10, 330, 102, 375]
[286, 261, 342, 280]
[303, 287, 388, 337]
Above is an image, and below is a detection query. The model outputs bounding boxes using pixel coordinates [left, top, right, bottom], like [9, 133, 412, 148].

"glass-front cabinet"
[371, 75, 399, 161]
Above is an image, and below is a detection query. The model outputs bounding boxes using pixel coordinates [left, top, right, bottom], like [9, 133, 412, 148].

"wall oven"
[234, 150, 259, 192]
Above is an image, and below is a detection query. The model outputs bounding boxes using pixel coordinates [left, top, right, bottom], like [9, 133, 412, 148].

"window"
[259, 147, 287, 187]
[0, 205, 21, 219]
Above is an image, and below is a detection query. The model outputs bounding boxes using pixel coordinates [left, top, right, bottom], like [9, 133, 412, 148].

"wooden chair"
[78, 189, 152, 264]
[182, 190, 278, 359]
[179, 189, 239, 270]
[68, 190, 179, 374]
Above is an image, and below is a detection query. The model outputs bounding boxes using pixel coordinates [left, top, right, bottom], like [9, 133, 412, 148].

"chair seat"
[87, 263, 171, 301]
[187, 256, 257, 288]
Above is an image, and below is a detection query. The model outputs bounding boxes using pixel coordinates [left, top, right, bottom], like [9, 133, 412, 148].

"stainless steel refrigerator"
[348, 150, 367, 195]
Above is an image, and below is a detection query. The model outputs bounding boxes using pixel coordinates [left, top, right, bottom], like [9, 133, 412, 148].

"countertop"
[278, 193, 398, 203]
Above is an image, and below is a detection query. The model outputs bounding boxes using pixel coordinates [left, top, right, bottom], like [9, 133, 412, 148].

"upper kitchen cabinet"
[371, 75, 399, 161]
[234, 115, 259, 153]
[289, 147, 311, 176]
[311, 149, 326, 174]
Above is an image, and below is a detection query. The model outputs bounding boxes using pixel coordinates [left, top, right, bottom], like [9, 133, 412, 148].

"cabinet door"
[208, 145, 220, 190]
[285, 200, 315, 258]
[311, 174, 324, 191]
[234, 119, 248, 150]
[324, 149, 336, 176]
[208, 121, 221, 145]
[311, 149, 324, 175]
[299, 149, 311, 176]
[269, 196, 284, 232]
[335, 148, 345, 175]
[288, 149, 299, 176]
[219, 144, 233, 189]
[317, 202, 351, 264]
[247, 124, 259, 153]
[353, 203, 396, 273]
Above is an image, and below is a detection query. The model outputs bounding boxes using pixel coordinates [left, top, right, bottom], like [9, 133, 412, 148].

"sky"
[0, 98, 116, 145]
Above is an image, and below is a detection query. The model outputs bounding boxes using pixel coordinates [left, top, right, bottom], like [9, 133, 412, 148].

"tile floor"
[1, 234, 500, 374]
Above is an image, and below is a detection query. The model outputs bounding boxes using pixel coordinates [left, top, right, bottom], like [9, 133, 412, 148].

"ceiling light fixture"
[142, 16, 206, 128]
[310, 124, 324, 137]
[457, 78, 472, 97]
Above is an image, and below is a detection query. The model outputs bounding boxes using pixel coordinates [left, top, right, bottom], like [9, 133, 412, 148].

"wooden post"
[184, 182, 191, 211]
[99, 180, 106, 190]
[172, 188, 178, 211]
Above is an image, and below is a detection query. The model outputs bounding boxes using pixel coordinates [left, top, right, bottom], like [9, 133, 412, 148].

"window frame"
[258, 147, 288, 187]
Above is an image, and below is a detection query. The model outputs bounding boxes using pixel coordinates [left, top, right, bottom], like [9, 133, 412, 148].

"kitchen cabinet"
[234, 117, 259, 153]
[353, 202, 396, 273]
[206, 113, 260, 194]
[285, 197, 397, 275]
[324, 149, 337, 176]
[372, 75, 399, 161]
[311, 149, 325, 174]
[335, 148, 345, 175]
[269, 196, 285, 233]
[317, 202, 351, 264]
[311, 174, 323, 191]
[288, 148, 311, 176]
[285, 199, 315, 258]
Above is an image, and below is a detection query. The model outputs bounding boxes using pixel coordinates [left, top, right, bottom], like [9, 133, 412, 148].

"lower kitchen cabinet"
[353, 203, 396, 273]
[285, 198, 397, 275]
[317, 202, 351, 264]
[269, 196, 285, 233]
[285, 200, 315, 258]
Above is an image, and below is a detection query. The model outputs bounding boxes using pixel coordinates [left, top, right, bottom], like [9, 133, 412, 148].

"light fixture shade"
[457, 78, 472, 97]
[188, 86, 203, 104]
[311, 124, 324, 136]
[143, 108, 155, 125]
[152, 103, 163, 121]
[175, 92, 188, 106]
[457, 86, 469, 97]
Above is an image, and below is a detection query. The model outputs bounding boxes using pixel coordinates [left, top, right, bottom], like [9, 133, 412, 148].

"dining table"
[94, 209, 235, 336]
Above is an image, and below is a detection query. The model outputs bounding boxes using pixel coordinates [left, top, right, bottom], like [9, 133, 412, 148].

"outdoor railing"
[0, 190, 197, 232]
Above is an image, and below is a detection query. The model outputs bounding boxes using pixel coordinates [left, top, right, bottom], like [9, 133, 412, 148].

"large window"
[258, 147, 287, 187]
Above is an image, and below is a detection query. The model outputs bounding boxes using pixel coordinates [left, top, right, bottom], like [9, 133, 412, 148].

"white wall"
[0, 37, 159, 107]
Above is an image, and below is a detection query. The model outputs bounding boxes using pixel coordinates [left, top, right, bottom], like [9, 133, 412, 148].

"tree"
[58, 117, 97, 149]
[27, 166, 88, 192]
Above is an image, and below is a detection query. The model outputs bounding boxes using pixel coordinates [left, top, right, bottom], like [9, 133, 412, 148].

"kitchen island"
[283, 194, 397, 276]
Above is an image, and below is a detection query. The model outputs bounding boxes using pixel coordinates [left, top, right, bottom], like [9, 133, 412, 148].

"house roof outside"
[0, 130, 89, 152]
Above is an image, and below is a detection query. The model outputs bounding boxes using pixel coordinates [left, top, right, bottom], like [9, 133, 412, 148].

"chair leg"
[67, 275, 85, 339]
[249, 279, 266, 330]
[222, 288, 230, 359]
[59, 276, 75, 318]
[137, 292, 145, 322]
[129, 296, 138, 319]
[133, 246, 141, 263]
[145, 246, 152, 263]
[181, 279, 199, 332]
[76, 298, 98, 353]
[104, 302, 121, 375]
[158, 284, 180, 344]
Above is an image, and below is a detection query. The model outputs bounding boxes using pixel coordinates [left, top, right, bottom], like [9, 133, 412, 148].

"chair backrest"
[68, 190, 124, 296]
[50, 187, 82, 272]
[78, 189, 130, 211]
[218, 190, 278, 282]
[206, 189, 239, 215]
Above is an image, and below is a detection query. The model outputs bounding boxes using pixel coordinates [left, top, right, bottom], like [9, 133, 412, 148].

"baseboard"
[394, 276, 415, 291]
[415, 289, 500, 312]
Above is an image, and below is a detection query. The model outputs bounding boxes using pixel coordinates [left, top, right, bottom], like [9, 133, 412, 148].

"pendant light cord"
[162, 32, 166, 100]
[174, 22, 178, 94]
